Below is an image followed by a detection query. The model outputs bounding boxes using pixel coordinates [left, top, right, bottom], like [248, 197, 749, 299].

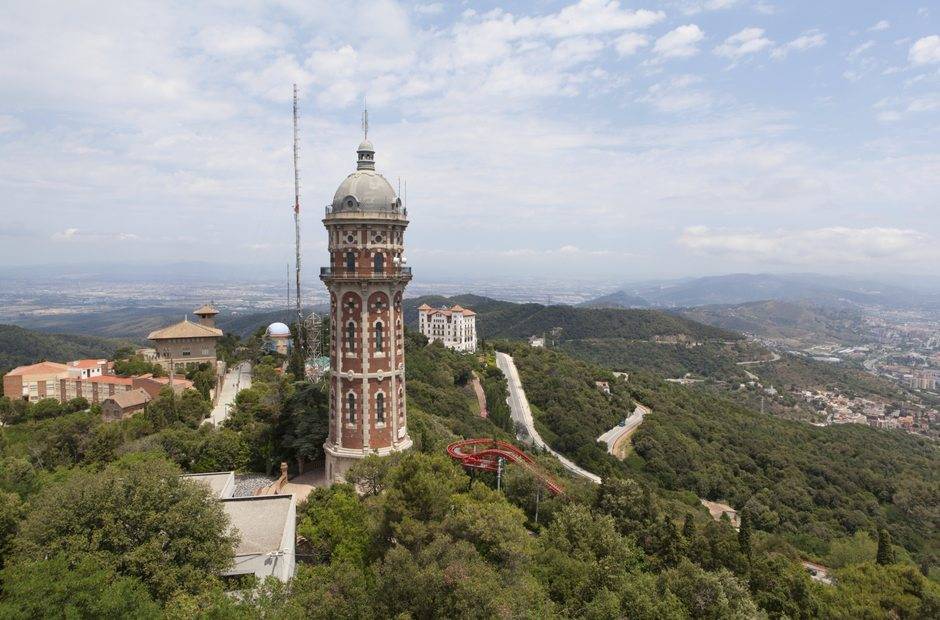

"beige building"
[101, 388, 151, 421]
[2, 361, 140, 404]
[148, 304, 223, 372]
[417, 304, 478, 353]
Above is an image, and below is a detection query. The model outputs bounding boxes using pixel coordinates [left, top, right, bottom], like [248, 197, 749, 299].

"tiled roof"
[424, 304, 476, 318]
[105, 388, 151, 409]
[6, 361, 69, 376]
[193, 303, 219, 316]
[148, 318, 223, 340]
[70, 359, 107, 368]
[87, 375, 134, 385]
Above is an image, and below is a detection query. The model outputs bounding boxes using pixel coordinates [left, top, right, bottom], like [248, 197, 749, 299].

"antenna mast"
[292, 84, 305, 356]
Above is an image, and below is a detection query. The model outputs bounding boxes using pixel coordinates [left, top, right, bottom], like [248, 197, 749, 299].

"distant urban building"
[529, 335, 546, 348]
[417, 304, 477, 353]
[148, 304, 223, 372]
[101, 388, 151, 421]
[910, 369, 937, 390]
[264, 322, 292, 355]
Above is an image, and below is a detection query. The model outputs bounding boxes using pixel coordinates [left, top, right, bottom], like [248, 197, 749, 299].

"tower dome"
[330, 140, 401, 213]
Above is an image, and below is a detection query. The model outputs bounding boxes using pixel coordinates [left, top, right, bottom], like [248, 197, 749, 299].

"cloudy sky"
[1, 0, 938, 281]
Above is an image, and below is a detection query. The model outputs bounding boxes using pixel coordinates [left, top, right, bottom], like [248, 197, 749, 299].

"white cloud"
[198, 25, 277, 55]
[679, 226, 934, 264]
[52, 228, 139, 242]
[714, 27, 773, 59]
[771, 29, 826, 59]
[909, 35, 940, 65]
[639, 75, 713, 112]
[868, 20, 890, 32]
[848, 40, 875, 59]
[653, 24, 705, 60]
[615, 32, 649, 56]
[414, 3, 443, 15]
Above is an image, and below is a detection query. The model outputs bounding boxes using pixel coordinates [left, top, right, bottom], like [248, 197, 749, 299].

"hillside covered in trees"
[2, 326, 938, 617]
[405, 294, 738, 342]
[0, 324, 127, 380]
[500, 342, 939, 573]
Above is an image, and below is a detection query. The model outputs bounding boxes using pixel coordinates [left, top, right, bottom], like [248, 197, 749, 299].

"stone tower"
[320, 136, 412, 483]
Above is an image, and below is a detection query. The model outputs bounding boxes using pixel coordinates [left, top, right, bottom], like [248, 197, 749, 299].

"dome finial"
[357, 102, 375, 171]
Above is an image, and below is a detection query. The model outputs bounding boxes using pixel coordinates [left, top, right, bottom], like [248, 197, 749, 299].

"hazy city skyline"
[1, 1, 938, 279]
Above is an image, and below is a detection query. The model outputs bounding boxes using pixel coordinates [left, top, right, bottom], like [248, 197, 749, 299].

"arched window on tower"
[345, 251, 356, 272]
[347, 393, 356, 423]
[375, 321, 384, 352]
[345, 321, 356, 351]
[376, 393, 385, 423]
[373, 253, 384, 274]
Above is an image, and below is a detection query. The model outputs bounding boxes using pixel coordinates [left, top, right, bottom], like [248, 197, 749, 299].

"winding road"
[496, 352, 602, 484]
[597, 402, 649, 458]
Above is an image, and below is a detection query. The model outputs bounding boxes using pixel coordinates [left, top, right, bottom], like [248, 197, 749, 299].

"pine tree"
[738, 513, 752, 558]
[877, 529, 895, 565]
[682, 514, 695, 540]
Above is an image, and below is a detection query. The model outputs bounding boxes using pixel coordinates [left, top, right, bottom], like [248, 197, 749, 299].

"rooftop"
[221, 495, 293, 556]
[69, 359, 107, 369]
[193, 303, 219, 316]
[6, 361, 69, 376]
[421, 304, 477, 317]
[105, 388, 151, 409]
[148, 317, 223, 340]
[182, 471, 236, 499]
[87, 375, 134, 385]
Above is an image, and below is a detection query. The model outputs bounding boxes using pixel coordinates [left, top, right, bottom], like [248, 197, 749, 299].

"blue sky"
[0, 1, 938, 280]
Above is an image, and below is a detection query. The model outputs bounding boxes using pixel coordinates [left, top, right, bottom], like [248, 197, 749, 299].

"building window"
[181, 350, 191, 356]
[347, 393, 356, 423]
[345, 251, 356, 272]
[373, 253, 384, 273]
[375, 322, 384, 352]
[376, 393, 385, 423]
[345, 322, 356, 350]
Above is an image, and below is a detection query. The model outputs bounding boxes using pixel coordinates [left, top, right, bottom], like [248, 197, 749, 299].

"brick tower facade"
[320, 137, 413, 483]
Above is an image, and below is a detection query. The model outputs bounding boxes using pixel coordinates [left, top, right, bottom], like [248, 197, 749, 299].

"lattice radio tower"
[292, 84, 306, 356]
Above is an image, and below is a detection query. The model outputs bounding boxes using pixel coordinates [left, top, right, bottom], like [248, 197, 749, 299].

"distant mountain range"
[680, 300, 866, 346]
[583, 273, 939, 310]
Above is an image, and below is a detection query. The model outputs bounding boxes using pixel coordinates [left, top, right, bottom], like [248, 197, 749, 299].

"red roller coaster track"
[446, 438, 564, 495]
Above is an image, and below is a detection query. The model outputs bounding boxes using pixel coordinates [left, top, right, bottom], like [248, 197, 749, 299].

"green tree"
[10, 454, 236, 602]
[877, 529, 895, 566]
[820, 562, 940, 619]
[346, 453, 397, 497]
[660, 559, 758, 619]
[297, 484, 373, 566]
[683, 513, 696, 540]
[738, 512, 752, 558]
[828, 531, 877, 568]
[0, 491, 21, 568]
[30, 398, 63, 420]
[0, 553, 160, 619]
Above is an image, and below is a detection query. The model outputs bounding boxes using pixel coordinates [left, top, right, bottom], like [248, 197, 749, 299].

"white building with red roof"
[417, 303, 478, 353]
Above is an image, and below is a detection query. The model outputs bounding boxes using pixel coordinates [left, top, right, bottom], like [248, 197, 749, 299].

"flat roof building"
[418, 304, 478, 353]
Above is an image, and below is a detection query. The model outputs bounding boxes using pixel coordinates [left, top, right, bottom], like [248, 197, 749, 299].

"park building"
[417, 304, 478, 353]
[147, 303, 223, 372]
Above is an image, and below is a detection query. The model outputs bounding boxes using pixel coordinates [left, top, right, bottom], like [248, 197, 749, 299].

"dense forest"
[498, 342, 939, 573]
[2, 324, 938, 617]
[404, 294, 738, 342]
[0, 324, 127, 383]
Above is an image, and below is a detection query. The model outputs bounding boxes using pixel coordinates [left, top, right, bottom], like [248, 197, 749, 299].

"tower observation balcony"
[320, 266, 412, 282]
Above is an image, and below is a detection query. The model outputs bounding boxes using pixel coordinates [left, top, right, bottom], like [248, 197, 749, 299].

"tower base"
[324, 436, 413, 484]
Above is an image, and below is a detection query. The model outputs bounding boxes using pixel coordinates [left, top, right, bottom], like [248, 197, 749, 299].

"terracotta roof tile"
[148, 318, 223, 340]
[6, 362, 69, 376]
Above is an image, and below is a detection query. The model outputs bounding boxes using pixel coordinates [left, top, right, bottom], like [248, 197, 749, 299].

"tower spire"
[362, 99, 369, 141]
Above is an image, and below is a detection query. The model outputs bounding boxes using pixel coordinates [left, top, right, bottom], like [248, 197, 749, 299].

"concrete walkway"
[496, 352, 601, 484]
[207, 361, 251, 427]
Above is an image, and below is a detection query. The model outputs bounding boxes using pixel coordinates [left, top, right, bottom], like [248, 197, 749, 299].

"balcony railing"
[320, 266, 412, 279]
[325, 205, 408, 217]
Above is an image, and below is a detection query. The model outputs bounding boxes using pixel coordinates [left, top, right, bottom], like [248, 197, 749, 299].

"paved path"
[496, 352, 601, 484]
[736, 351, 781, 366]
[207, 361, 251, 427]
[597, 402, 649, 457]
[471, 373, 488, 418]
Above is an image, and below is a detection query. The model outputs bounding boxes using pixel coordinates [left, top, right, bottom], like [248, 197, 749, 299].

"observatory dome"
[331, 140, 400, 213]
[266, 322, 291, 338]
